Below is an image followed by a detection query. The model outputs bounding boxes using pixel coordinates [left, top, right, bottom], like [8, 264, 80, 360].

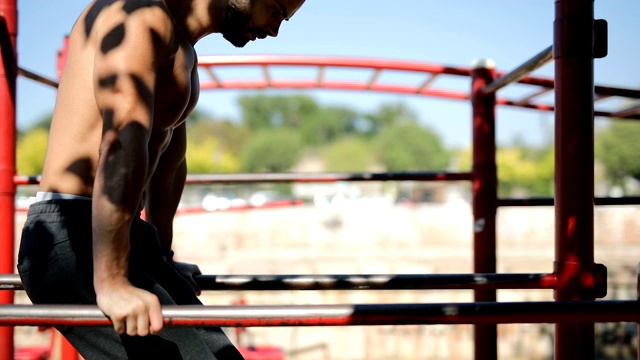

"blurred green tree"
[17, 127, 49, 175]
[240, 128, 303, 172]
[375, 122, 450, 171]
[595, 119, 640, 193]
[322, 137, 373, 172]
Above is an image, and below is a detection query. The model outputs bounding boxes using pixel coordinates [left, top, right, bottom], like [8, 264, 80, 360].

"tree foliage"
[239, 128, 303, 172]
[455, 144, 554, 197]
[375, 122, 450, 171]
[17, 127, 49, 175]
[322, 137, 373, 172]
[595, 120, 640, 192]
[496, 145, 554, 197]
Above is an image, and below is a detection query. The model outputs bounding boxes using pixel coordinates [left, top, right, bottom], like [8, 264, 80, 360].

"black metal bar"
[194, 273, 557, 291]
[185, 171, 473, 184]
[0, 273, 557, 291]
[482, 46, 553, 95]
[498, 197, 640, 207]
[17, 67, 58, 88]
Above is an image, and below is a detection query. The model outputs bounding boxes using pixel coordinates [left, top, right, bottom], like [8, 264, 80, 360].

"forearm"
[145, 158, 186, 256]
[92, 130, 148, 290]
[144, 124, 187, 257]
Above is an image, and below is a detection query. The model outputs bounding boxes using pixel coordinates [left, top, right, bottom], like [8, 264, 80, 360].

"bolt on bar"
[0, 273, 558, 292]
[1, 301, 640, 328]
[482, 46, 553, 95]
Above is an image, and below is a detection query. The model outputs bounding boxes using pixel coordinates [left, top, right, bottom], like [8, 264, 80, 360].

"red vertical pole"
[471, 59, 497, 360]
[637, 262, 639, 360]
[553, 0, 596, 359]
[0, 0, 16, 359]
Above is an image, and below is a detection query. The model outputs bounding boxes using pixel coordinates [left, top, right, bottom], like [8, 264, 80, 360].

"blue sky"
[15, 0, 640, 148]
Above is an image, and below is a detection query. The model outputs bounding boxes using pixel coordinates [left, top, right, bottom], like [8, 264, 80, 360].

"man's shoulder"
[83, 0, 174, 38]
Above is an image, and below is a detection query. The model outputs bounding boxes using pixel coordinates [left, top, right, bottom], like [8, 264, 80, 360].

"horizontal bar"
[18, 67, 59, 88]
[0, 274, 21, 290]
[2, 300, 640, 327]
[13, 175, 40, 185]
[14, 172, 472, 187]
[482, 46, 553, 95]
[611, 102, 640, 118]
[0, 273, 558, 291]
[195, 273, 557, 291]
[498, 198, 554, 207]
[198, 55, 473, 77]
[184, 171, 473, 184]
[499, 197, 640, 207]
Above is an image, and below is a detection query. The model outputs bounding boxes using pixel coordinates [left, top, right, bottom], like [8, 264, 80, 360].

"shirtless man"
[17, 0, 305, 358]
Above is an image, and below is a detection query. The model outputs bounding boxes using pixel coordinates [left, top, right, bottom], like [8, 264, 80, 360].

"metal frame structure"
[2, 0, 640, 359]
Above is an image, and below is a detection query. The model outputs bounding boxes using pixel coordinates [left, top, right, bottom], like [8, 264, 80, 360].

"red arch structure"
[3, 1, 640, 360]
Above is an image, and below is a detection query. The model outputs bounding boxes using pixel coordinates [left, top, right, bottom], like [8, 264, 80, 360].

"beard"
[221, 1, 254, 48]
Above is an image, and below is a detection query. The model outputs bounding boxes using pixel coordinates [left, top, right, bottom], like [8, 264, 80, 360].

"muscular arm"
[91, 5, 174, 336]
[144, 122, 187, 257]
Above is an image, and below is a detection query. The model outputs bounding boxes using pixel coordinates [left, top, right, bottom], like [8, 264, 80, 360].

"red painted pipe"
[553, 0, 596, 359]
[0, 0, 16, 358]
[471, 59, 498, 360]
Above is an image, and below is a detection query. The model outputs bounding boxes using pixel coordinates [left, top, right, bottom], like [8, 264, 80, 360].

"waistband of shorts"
[26, 198, 93, 217]
[35, 191, 92, 202]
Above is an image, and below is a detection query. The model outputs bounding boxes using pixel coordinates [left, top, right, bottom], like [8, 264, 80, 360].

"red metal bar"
[1, 301, 640, 327]
[198, 54, 473, 77]
[0, 0, 16, 358]
[553, 0, 596, 359]
[0, 273, 560, 292]
[471, 60, 498, 360]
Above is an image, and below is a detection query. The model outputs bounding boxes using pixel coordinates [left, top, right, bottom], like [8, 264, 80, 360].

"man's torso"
[39, 0, 199, 197]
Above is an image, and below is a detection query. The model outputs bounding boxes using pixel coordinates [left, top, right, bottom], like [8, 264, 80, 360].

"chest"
[153, 42, 200, 129]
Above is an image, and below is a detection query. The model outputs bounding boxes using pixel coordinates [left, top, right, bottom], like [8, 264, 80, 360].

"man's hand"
[171, 260, 202, 295]
[96, 278, 164, 336]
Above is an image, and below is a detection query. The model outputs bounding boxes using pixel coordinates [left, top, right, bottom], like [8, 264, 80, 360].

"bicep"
[93, 9, 173, 133]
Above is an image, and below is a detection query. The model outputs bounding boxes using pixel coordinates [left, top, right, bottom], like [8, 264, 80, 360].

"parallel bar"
[184, 171, 473, 184]
[498, 198, 554, 207]
[594, 85, 640, 100]
[13, 175, 39, 185]
[0, 273, 559, 291]
[0, 274, 20, 290]
[498, 196, 640, 207]
[482, 46, 553, 95]
[14, 172, 472, 186]
[17, 67, 58, 88]
[514, 88, 553, 106]
[196, 273, 557, 291]
[611, 103, 640, 118]
[1, 301, 640, 327]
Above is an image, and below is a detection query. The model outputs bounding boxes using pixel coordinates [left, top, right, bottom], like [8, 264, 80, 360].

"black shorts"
[18, 199, 244, 360]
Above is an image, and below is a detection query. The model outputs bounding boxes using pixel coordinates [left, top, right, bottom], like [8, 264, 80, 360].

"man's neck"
[164, 0, 226, 45]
